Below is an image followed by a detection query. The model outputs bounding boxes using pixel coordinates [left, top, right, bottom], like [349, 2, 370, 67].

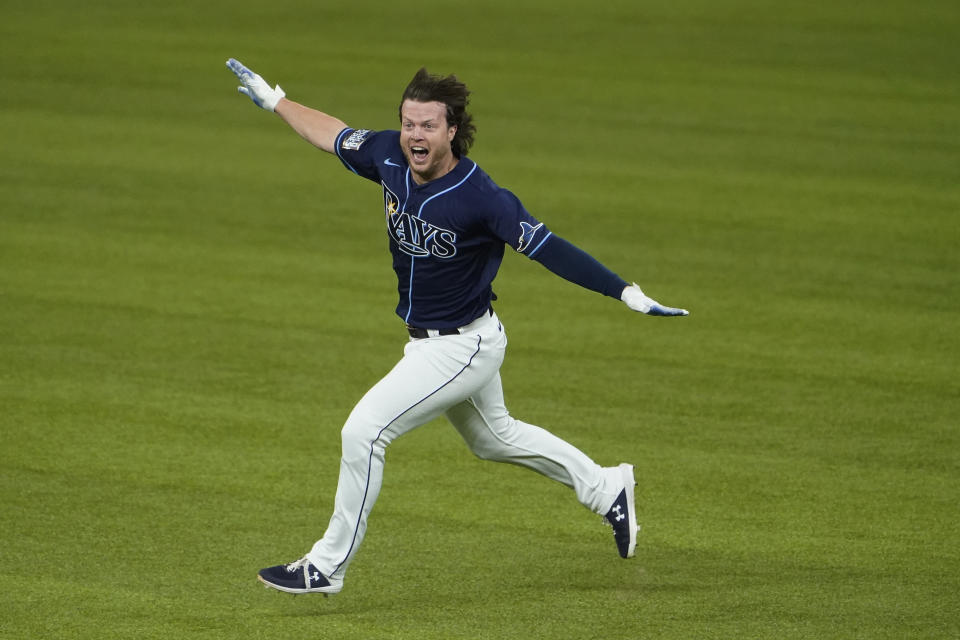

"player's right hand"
[226, 58, 286, 112]
[621, 283, 689, 316]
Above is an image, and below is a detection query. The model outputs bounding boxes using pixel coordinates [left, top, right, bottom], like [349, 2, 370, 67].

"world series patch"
[342, 129, 373, 150]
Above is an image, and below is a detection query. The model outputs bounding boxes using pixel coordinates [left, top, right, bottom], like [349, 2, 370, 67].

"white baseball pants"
[306, 310, 624, 581]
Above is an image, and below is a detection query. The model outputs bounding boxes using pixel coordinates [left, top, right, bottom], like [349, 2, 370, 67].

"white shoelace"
[285, 557, 309, 572]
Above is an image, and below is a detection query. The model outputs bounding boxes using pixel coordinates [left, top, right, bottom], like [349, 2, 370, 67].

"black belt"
[406, 308, 493, 340]
[407, 326, 460, 339]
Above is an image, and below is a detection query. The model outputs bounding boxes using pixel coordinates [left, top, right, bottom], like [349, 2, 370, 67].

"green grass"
[2, 0, 958, 638]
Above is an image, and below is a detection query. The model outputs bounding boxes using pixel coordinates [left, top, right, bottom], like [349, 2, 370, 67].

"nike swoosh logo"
[384, 157, 402, 167]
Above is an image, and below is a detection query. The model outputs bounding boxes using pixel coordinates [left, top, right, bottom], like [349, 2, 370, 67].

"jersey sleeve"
[485, 189, 554, 258]
[333, 128, 393, 183]
[486, 188, 626, 299]
[530, 235, 628, 299]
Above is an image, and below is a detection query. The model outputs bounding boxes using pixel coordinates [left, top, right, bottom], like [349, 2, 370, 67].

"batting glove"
[621, 283, 689, 316]
[226, 58, 286, 112]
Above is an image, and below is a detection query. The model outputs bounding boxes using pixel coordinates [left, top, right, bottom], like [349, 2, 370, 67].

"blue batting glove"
[226, 58, 286, 112]
[621, 283, 689, 317]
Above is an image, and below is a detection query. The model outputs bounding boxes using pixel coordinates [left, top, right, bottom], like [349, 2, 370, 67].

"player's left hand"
[621, 283, 689, 316]
[226, 58, 286, 112]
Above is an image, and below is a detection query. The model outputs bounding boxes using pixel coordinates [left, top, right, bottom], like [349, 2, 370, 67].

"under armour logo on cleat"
[612, 505, 626, 522]
[310, 571, 321, 583]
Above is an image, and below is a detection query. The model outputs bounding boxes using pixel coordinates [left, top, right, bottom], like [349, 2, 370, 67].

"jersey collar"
[411, 156, 476, 192]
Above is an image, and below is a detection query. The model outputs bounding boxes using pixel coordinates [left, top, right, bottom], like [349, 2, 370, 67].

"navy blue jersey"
[334, 127, 552, 329]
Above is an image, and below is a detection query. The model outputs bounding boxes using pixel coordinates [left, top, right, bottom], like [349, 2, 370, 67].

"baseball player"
[226, 59, 689, 596]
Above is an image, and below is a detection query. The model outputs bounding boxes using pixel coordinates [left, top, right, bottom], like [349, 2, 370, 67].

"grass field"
[2, 1, 958, 638]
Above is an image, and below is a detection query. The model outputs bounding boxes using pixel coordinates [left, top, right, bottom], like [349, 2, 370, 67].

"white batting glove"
[621, 283, 689, 316]
[226, 58, 286, 112]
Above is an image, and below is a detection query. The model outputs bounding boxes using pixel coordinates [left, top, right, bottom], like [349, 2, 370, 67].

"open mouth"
[410, 146, 429, 162]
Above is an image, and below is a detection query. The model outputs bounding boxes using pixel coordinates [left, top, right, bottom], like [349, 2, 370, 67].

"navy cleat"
[257, 557, 342, 596]
[604, 463, 639, 559]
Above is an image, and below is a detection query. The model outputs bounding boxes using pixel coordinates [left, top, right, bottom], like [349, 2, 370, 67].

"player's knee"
[466, 434, 510, 462]
[340, 416, 392, 461]
[340, 421, 373, 459]
[466, 417, 521, 462]
[473, 448, 506, 462]
[468, 443, 493, 461]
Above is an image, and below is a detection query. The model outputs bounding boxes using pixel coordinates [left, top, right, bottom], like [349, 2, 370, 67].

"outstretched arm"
[226, 58, 347, 154]
[275, 100, 348, 154]
[531, 235, 689, 317]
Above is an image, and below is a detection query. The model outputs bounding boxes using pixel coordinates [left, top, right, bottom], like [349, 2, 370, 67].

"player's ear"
[447, 125, 457, 142]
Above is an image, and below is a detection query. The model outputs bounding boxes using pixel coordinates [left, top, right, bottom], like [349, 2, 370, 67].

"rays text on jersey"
[387, 211, 458, 258]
